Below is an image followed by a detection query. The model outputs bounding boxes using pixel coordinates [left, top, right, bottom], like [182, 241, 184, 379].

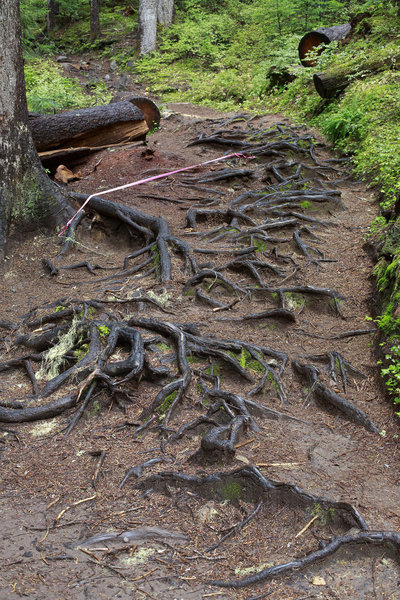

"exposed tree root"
[208, 531, 400, 588]
[292, 359, 379, 433]
[135, 465, 368, 530]
[204, 499, 263, 553]
[63, 192, 199, 282]
[1, 115, 392, 594]
[0, 116, 386, 587]
[0, 393, 78, 423]
[1, 311, 287, 452]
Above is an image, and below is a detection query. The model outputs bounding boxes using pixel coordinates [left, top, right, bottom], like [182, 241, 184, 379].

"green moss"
[151, 244, 161, 278]
[89, 399, 101, 416]
[266, 371, 280, 396]
[155, 342, 170, 352]
[253, 238, 266, 253]
[220, 480, 242, 502]
[240, 348, 264, 374]
[299, 200, 312, 209]
[205, 363, 221, 376]
[156, 390, 178, 418]
[187, 355, 207, 364]
[74, 343, 90, 361]
[310, 503, 335, 526]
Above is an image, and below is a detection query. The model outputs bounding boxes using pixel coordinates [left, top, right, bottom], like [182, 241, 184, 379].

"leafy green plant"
[20, 0, 47, 48]
[97, 325, 110, 338]
[367, 215, 388, 239]
[380, 343, 400, 415]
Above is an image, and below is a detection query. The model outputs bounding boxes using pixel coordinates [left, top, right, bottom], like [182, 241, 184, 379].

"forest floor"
[0, 58, 399, 600]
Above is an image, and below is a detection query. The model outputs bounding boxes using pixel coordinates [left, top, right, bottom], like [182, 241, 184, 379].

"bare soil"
[0, 91, 399, 600]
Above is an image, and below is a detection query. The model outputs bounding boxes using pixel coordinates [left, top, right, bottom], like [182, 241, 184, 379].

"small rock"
[118, 74, 127, 89]
[56, 55, 69, 63]
[312, 576, 326, 586]
[110, 60, 118, 71]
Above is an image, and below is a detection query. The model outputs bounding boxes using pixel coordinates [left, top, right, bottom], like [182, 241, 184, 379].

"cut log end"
[299, 31, 331, 67]
[126, 96, 161, 130]
[313, 72, 349, 99]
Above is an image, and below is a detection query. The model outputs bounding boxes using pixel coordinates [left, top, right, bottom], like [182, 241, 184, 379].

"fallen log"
[298, 24, 351, 67]
[110, 94, 161, 130]
[313, 71, 349, 98]
[29, 100, 149, 152]
[313, 50, 400, 98]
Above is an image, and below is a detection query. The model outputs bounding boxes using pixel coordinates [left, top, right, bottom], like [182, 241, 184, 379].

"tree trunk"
[0, 0, 71, 260]
[46, 0, 59, 33]
[90, 0, 100, 39]
[29, 102, 148, 152]
[157, 0, 174, 26]
[138, 0, 174, 55]
[138, 0, 158, 55]
[298, 24, 351, 67]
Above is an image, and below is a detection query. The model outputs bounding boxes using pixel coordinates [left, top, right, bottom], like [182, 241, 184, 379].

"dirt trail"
[0, 100, 399, 600]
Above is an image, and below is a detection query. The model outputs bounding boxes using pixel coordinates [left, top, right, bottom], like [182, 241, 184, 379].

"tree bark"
[157, 0, 174, 26]
[29, 101, 148, 151]
[138, 0, 174, 55]
[138, 0, 158, 55]
[90, 0, 100, 39]
[313, 72, 349, 99]
[46, 0, 59, 33]
[0, 0, 71, 259]
[298, 24, 351, 67]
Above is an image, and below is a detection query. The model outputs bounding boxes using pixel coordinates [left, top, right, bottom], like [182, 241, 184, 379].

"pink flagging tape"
[58, 152, 255, 237]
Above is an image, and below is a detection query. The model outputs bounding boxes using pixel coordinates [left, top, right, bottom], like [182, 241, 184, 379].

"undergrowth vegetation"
[21, 0, 134, 112]
[25, 59, 112, 113]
